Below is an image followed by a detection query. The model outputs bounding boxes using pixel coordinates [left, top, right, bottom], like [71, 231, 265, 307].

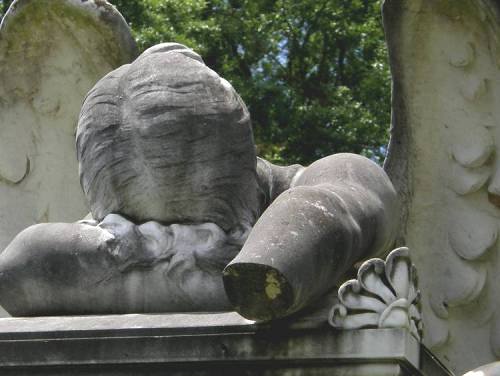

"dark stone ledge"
[0, 313, 452, 376]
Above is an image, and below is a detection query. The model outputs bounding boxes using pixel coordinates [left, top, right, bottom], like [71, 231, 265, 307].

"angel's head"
[76, 43, 260, 231]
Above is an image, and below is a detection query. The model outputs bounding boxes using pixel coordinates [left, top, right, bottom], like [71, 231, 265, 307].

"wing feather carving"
[0, 0, 137, 251]
[384, 0, 500, 373]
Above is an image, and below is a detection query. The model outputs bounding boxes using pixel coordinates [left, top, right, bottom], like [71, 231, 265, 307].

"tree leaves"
[1, 0, 391, 165]
[112, 0, 391, 165]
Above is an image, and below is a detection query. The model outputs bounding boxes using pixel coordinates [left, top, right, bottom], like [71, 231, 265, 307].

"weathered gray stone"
[330, 247, 421, 341]
[0, 0, 137, 251]
[0, 313, 452, 376]
[0, 216, 248, 316]
[77, 42, 259, 232]
[383, 0, 500, 374]
[224, 154, 399, 321]
[463, 362, 500, 376]
[0, 40, 399, 319]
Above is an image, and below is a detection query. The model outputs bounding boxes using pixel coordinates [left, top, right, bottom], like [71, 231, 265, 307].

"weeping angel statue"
[4, 0, 500, 375]
[0, 0, 398, 322]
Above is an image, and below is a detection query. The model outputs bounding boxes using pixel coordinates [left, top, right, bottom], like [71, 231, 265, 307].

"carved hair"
[77, 43, 259, 230]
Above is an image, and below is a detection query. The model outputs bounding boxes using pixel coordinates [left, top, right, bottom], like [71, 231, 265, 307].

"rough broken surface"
[224, 154, 399, 321]
[0, 0, 137, 252]
[383, 0, 500, 373]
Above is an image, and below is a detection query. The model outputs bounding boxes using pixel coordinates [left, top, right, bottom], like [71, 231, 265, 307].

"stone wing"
[0, 0, 137, 251]
[383, 1, 500, 374]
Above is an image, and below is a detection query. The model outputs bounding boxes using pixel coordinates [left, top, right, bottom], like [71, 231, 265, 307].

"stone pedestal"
[0, 313, 451, 375]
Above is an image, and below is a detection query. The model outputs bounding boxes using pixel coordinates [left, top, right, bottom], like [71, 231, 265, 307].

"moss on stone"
[2, 0, 125, 68]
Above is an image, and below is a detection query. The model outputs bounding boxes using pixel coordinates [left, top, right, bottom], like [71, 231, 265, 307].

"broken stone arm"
[223, 153, 399, 321]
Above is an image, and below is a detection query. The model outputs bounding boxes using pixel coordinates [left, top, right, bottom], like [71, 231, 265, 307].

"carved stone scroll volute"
[329, 247, 422, 341]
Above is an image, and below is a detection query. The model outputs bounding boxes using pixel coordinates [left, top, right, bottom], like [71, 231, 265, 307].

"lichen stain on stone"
[488, 192, 500, 208]
[434, 0, 497, 34]
[2, 0, 124, 69]
[226, 268, 239, 278]
[434, 0, 472, 20]
[265, 270, 281, 300]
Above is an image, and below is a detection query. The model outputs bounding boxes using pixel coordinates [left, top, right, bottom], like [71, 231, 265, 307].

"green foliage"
[1, 0, 391, 165]
[0, 0, 12, 19]
[113, 0, 391, 165]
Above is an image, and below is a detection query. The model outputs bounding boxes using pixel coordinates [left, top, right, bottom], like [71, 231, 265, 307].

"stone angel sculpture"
[383, 0, 500, 374]
[0, 22, 400, 321]
[3, 1, 500, 375]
